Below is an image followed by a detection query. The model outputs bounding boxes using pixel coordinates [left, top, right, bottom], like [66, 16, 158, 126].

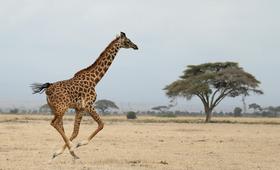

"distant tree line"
[1, 100, 280, 118]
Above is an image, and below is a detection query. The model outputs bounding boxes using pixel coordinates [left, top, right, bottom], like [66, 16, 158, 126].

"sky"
[0, 0, 279, 112]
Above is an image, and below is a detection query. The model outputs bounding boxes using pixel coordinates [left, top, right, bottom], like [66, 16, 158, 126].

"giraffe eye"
[126, 40, 131, 44]
[124, 41, 129, 45]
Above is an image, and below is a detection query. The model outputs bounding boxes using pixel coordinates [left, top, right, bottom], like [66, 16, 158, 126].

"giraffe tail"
[30, 82, 52, 94]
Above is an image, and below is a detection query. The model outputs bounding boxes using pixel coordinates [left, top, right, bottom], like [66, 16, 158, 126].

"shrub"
[234, 107, 242, 117]
[127, 111, 137, 119]
[10, 108, 19, 114]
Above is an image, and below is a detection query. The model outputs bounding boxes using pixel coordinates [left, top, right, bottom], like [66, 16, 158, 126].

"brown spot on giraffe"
[31, 32, 138, 159]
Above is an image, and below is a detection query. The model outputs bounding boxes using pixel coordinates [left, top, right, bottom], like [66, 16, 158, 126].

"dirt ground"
[0, 115, 280, 170]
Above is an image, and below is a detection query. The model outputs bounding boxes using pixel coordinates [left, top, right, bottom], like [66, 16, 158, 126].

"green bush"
[127, 111, 137, 119]
[234, 107, 242, 117]
[10, 108, 19, 114]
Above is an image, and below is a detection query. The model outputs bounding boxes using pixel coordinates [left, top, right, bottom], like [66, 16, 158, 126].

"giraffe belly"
[69, 98, 86, 110]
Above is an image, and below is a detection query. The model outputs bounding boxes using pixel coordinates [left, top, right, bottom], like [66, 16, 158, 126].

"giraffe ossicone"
[31, 32, 138, 160]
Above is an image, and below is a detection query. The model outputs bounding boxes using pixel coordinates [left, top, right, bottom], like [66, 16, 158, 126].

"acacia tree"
[164, 62, 263, 122]
[248, 103, 262, 113]
[95, 99, 119, 114]
[151, 102, 175, 113]
[151, 106, 169, 112]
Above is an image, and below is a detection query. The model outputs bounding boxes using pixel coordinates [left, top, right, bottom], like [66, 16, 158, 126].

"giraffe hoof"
[52, 148, 65, 159]
[52, 152, 62, 160]
[52, 152, 60, 159]
[74, 155, 80, 160]
[70, 151, 80, 159]
[76, 140, 89, 148]
[76, 143, 82, 148]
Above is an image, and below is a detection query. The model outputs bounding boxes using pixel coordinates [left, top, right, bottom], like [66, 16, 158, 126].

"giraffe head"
[118, 32, 138, 50]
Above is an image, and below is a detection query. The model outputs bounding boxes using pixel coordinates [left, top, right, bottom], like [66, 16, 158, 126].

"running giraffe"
[31, 32, 138, 159]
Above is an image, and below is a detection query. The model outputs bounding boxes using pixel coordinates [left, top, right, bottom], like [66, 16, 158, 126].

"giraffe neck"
[74, 37, 121, 86]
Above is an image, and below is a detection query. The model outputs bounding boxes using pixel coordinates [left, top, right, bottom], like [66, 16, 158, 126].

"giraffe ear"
[120, 32, 126, 37]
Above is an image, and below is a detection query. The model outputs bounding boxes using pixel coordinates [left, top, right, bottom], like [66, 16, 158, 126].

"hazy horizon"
[0, 1, 279, 112]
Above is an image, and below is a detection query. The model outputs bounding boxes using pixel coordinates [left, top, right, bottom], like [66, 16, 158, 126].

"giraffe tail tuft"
[30, 82, 52, 94]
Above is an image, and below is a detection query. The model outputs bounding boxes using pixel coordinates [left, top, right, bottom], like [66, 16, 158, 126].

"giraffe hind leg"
[50, 114, 79, 160]
[53, 110, 83, 159]
[51, 119, 66, 159]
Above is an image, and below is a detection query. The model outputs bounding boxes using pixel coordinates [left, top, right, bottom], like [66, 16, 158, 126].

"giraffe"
[31, 32, 138, 159]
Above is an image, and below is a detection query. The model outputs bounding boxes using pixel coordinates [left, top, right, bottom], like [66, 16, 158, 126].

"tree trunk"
[205, 108, 213, 123]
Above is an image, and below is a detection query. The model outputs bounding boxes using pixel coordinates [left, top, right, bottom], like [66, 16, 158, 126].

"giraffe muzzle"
[132, 44, 138, 50]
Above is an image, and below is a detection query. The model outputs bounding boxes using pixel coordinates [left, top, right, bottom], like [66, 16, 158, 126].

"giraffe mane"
[74, 36, 120, 77]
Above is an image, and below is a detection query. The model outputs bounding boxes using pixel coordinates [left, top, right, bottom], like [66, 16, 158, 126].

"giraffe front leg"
[76, 107, 104, 148]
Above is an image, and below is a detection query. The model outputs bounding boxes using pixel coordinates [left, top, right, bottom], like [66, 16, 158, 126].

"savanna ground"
[0, 114, 280, 170]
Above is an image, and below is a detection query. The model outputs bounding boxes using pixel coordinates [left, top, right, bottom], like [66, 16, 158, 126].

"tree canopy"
[248, 103, 262, 113]
[151, 105, 169, 112]
[233, 107, 242, 117]
[164, 62, 263, 122]
[95, 99, 119, 114]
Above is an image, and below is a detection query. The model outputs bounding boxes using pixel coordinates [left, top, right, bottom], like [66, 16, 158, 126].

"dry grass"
[1, 114, 280, 124]
[0, 114, 280, 170]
